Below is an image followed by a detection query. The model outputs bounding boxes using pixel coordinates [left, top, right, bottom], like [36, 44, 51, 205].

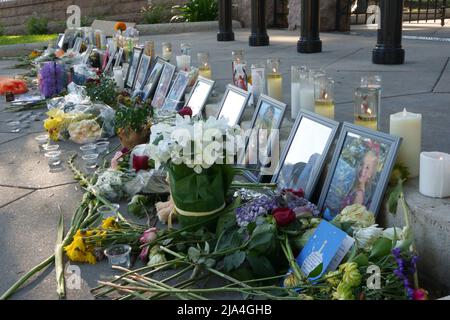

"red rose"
[178, 106, 193, 117]
[132, 155, 149, 172]
[273, 208, 296, 226]
[121, 147, 130, 154]
[283, 188, 305, 198]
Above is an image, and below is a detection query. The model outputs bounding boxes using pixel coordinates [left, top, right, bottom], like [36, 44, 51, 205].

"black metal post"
[442, 0, 447, 27]
[217, 0, 235, 41]
[297, 0, 322, 53]
[249, 0, 270, 46]
[372, 0, 405, 65]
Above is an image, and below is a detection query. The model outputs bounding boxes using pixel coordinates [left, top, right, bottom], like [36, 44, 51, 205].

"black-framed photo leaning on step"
[142, 57, 165, 101]
[104, 48, 117, 74]
[125, 46, 144, 89]
[151, 61, 176, 109]
[161, 71, 190, 111]
[114, 48, 124, 68]
[57, 33, 65, 49]
[318, 123, 402, 220]
[241, 94, 286, 183]
[272, 111, 339, 201]
[216, 84, 251, 126]
[184, 76, 215, 117]
[133, 54, 152, 93]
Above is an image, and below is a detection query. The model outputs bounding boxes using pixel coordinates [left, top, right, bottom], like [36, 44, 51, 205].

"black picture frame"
[142, 57, 165, 101]
[56, 33, 65, 49]
[125, 46, 144, 89]
[184, 76, 215, 117]
[216, 84, 251, 126]
[161, 71, 190, 111]
[271, 111, 339, 201]
[151, 61, 176, 109]
[133, 54, 152, 92]
[317, 122, 402, 219]
[104, 47, 117, 74]
[114, 48, 124, 68]
[242, 94, 287, 183]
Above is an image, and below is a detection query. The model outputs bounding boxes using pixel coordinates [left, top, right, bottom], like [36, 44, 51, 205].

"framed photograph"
[82, 45, 93, 64]
[114, 48, 124, 68]
[151, 62, 176, 109]
[216, 84, 251, 126]
[272, 111, 339, 200]
[133, 54, 152, 92]
[104, 48, 117, 74]
[161, 71, 190, 111]
[242, 94, 286, 182]
[142, 57, 165, 101]
[125, 47, 144, 89]
[72, 37, 82, 53]
[56, 33, 65, 49]
[318, 123, 402, 220]
[184, 76, 215, 117]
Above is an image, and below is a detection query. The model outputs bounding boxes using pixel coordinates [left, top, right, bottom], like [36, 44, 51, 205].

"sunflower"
[64, 230, 97, 264]
[114, 21, 127, 32]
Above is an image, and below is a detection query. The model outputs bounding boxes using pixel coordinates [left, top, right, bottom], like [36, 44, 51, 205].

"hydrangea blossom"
[235, 196, 277, 227]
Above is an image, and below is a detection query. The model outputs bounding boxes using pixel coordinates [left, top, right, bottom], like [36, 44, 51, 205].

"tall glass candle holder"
[251, 64, 266, 106]
[176, 55, 191, 72]
[266, 58, 283, 101]
[144, 40, 155, 58]
[113, 66, 124, 91]
[298, 67, 315, 112]
[291, 66, 306, 120]
[314, 75, 335, 119]
[197, 52, 212, 79]
[181, 43, 192, 56]
[162, 42, 172, 61]
[354, 87, 379, 131]
[361, 75, 382, 129]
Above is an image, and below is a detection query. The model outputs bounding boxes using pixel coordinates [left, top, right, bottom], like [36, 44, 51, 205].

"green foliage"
[26, 15, 49, 35]
[114, 102, 151, 133]
[81, 16, 95, 27]
[171, 0, 218, 23]
[141, 3, 173, 24]
[85, 75, 119, 108]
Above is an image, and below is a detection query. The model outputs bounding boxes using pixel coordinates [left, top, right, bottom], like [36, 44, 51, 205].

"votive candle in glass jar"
[197, 52, 212, 79]
[251, 64, 266, 106]
[82, 153, 99, 169]
[291, 66, 306, 120]
[144, 40, 155, 58]
[361, 75, 382, 129]
[162, 42, 172, 61]
[35, 134, 49, 151]
[180, 43, 192, 56]
[176, 55, 191, 72]
[45, 150, 62, 171]
[354, 87, 379, 131]
[314, 75, 335, 119]
[266, 58, 283, 101]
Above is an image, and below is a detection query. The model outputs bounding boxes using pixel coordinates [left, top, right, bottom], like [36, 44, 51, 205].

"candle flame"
[272, 68, 277, 73]
[367, 108, 372, 115]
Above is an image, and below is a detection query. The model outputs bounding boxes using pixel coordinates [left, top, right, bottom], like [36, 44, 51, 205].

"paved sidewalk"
[0, 27, 450, 299]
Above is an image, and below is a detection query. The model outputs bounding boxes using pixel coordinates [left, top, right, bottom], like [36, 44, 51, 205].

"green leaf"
[307, 263, 323, 279]
[351, 253, 369, 267]
[369, 237, 393, 260]
[248, 224, 276, 254]
[386, 180, 403, 214]
[187, 246, 200, 262]
[246, 253, 276, 277]
[223, 251, 246, 272]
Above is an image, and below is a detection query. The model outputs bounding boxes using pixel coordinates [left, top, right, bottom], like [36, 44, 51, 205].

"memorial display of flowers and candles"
[0, 22, 437, 302]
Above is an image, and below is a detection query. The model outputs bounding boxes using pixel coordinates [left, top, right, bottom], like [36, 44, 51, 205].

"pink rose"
[139, 228, 158, 262]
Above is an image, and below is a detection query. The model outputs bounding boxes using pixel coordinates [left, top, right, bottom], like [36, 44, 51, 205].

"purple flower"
[236, 196, 276, 227]
[39, 62, 66, 98]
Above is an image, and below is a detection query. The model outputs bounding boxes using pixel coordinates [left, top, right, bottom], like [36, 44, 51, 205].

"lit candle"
[389, 108, 422, 177]
[199, 65, 212, 79]
[162, 42, 172, 61]
[197, 52, 212, 79]
[314, 77, 335, 119]
[420, 152, 450, 198]
[266, 58, 282, 101]
[354, 87, 379, 131]
[176, 55, 191, 72]
[145, 40, 155, 58]
[299, 84, 315, 112]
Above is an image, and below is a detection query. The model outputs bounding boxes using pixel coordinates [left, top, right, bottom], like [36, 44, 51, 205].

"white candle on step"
[420, 152, 450, 198]
[300, 84, 315, 112]
[389, 108, 422, 177]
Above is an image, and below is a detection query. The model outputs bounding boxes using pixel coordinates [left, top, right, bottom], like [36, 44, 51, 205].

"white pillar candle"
[113, 67, 124, 91]
[420, 152, 450, 198]
[176, 55, 191, 72]
[389, 108, 422, 177]
[291, 82, 301, 120]
[299, 84, 315, 112]
[267, 72, 283, 101]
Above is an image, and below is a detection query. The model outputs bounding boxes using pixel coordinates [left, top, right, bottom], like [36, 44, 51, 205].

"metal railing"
[352, 0, 449, 26]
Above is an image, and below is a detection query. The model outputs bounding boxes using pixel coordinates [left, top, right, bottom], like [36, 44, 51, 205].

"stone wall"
[0, 0, 186, 35]
[233, 0, 274, 28]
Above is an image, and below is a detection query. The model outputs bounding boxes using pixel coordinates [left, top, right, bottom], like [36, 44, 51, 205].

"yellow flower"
[332, 282, 355, 300]
[44, 109, 66, 141]
[335, 204, 375, 228]
[339, 262, 362, 288]
[64, 230, 97, 264]
[29, 50, 41, 59]
[101, 217, 119, 230]
[298, 294, 314, 300]
[283, 272, 302, 288]
[325, 270, 341, 287]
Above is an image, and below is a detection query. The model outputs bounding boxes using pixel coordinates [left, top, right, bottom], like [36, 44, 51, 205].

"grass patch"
[0, 34, 57, 46]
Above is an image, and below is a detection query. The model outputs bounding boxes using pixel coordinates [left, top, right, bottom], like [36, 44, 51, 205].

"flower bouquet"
[147, 115, 240, 227]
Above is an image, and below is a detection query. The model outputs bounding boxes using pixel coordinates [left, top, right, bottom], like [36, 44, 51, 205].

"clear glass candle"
[314, 75, 335, 119]
[44, 144, 60, 152]
[197, 52, 212, 79]
[97, 204, 120, 219]
[361, 75, 382, 129]
[291, 65, 306, 120]
[82, 153, 98, 169]
[144, 40, 155, 58]
[354, 87, 379, 131]
[80, 143, 97, 156]
[6, 120, 21, 133]
[35, 134, 49, 151]
[96, 141, 110, 154]
[162, 42, 172, 61]
[104, 244, 131, 268]
[251, 64, 266, 106]
[266, 58, 283, 101]
[45, 150, 62, 170]
[180, 43, 192, 56]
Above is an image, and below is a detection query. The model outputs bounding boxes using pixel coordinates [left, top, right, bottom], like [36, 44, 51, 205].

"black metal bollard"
[249, 0, 270, 46]
[297, 0, 322, 53]
[217, 0, 235, 41]
[372, 0, 405, 64]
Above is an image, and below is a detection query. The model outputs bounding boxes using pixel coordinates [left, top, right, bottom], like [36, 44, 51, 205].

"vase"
[117, 126, 150, 150]
[168, 163, 234, 228]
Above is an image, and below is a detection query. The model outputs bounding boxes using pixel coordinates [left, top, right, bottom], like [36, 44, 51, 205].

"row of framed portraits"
[214, 84, 402, 220]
